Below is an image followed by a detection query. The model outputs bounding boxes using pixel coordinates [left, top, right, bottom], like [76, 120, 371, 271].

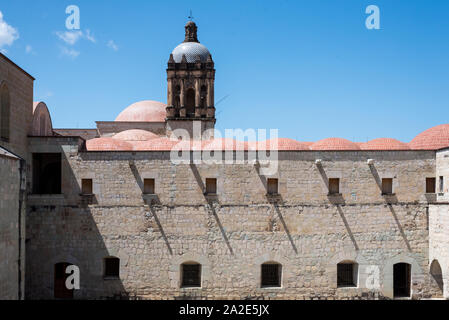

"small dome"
[203, 138, 246, 151]
[113, 129, 159, 141]
[171, 42, 211, 63]
[361, 138, 410, 150]
[409, 124, 449, 150]
[132, 137, 179, 151]
[310, 138, 360, 151]
[115, 100, 166, 122]
[257, 138, 311, 151]
[86, 137, 133, 151]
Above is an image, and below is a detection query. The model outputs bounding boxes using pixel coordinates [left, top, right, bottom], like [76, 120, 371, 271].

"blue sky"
[0, 0, 448, 142]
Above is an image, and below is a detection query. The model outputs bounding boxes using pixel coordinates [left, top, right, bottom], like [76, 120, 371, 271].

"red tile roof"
[310, 138, 361, 151]
[409, 124, 449, 150]
[361, 138, 410, 150]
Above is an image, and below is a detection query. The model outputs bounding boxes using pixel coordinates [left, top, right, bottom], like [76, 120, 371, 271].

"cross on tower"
[188, 10, 194, 21]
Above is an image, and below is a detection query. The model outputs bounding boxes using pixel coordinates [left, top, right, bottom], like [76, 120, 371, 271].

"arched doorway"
[430, 259, 444, 296]
[54, 262, 74, 299]
[393, 263, 411, 298]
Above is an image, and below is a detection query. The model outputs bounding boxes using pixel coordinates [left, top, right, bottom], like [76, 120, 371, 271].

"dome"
[310, 138, 360, 151]
[113, 129, 159, 141]
[132, 137, 179, 151]
[203, 138, 246, 151]
[258, 138, 311, 151]
[409, 124, 449, 150]
[86, 137, 133, 151]
[171, 42, 211, 63]
[361, 138, 410, 150]
[115, 100, 166, 122]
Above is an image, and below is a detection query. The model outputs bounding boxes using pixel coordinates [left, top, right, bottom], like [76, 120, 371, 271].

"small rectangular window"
[81, 179, 93, 195]
[261, 264, 281, 287]
[328, 178, 340, 194]
[205, 178, 217, 195]
[382, 178, 393, 195]
[181, 264, 201, 288]
[440, 176, 444, 193]
[143, 178, 155, 194]
[337, 263, 357, 287]
[426, 178, 436, 194]
[104, 257, 120, 279]
[267, 178, 278, 195]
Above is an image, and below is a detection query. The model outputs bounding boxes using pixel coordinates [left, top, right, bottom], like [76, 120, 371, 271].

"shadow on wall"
[26, 145, 127, 300]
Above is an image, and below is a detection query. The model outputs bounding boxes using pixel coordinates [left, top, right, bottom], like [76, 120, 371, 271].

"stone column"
[207, 79, 214, 107]
[167, 79, 173, 106]
[180, 79, 186, 117]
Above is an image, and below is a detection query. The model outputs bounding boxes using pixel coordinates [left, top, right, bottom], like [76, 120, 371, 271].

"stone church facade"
[1, 22, 449, 300]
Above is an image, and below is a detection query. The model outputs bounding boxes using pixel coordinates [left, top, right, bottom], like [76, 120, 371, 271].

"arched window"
[104, 257, 120, 279]
[185, 88, 195, 116]
[261, 262, 282, 287]
[181, 262, 201, 288]
[0, 83, 10, 141]
[337, 261, 358, 287]
[54, 262, 74, 299]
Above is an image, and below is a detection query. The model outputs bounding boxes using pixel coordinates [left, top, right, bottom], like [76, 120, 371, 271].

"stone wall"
[0, 54, 34, 160]
[0, 152, 21, 299]
[25, 146, 443, 299]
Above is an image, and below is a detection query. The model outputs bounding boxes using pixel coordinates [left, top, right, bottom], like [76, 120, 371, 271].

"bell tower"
[166, 21, 216, 140]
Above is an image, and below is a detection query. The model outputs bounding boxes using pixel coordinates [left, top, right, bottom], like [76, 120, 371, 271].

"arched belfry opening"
[166, 21, 216, 139]
[185, 88, 196, 116]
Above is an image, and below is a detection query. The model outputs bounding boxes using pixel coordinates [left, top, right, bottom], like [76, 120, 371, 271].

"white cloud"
[25, 45, 34, 54]
[0, 11, 19, 49]
[55, 29, 96, 45]
[85, 29, 96, 43]
[60, 46, 80, 59]
[56, 30, 83, 45]
[107, 40, 118, 51]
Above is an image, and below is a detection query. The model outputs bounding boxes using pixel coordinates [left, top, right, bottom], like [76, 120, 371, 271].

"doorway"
[393, 263, 411, 298]
[54, 262, 74, 299]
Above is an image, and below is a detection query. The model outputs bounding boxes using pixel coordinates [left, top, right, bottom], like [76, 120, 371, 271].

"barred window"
[267, 178, 278, 195]
[328, 178, 340, 194]
[426, 177, 436, 194]
[261, 263, 281, 287]
[104, 257, 120, 278]
[181, 263, 201, 288]
[337, 262, 357, 287]
[144, 178, 155, 194]
[382, 178, 393, 195]
[81, 179, 93, 195]
[205, 178, 217, 195]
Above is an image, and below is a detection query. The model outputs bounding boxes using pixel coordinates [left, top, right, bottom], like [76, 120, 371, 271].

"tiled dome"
[310, 138, 360, 151]
[203, 138, 246, 151]
[361, 138, 410, 150]
[86, 137, 133, 151]
[132, 137, 178, 151]
[113, 129, 159, 141]
[172, 42, 211, 63]
[115, 100, 166, 122]
[409, 124, 449, 150]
